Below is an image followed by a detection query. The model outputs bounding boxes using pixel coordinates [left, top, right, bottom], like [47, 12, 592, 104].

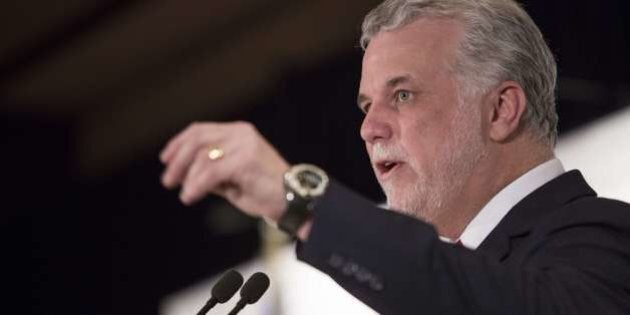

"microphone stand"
[227, 300, 247, 315]
[195, 297, 217, 315]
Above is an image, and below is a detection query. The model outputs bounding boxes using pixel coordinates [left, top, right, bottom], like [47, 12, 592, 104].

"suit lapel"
[477, 170, 597, 260]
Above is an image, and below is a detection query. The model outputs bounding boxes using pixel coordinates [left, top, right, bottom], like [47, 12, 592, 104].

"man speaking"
[159, 0, 630, 313]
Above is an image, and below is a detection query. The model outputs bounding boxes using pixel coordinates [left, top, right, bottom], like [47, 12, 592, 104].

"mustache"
[370, 142, 406, 161]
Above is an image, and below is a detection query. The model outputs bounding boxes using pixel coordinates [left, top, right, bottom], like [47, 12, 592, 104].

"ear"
[487, 81, 527, 142]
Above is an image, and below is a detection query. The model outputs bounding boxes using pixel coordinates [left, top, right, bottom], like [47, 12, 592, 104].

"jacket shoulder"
[543, 196, 630, 229]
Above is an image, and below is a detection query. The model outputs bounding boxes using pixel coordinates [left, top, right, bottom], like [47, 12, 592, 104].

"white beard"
[379, 103, 487, 223]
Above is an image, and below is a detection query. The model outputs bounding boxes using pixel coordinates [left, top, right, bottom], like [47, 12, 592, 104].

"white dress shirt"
[442, 158, 565, 249]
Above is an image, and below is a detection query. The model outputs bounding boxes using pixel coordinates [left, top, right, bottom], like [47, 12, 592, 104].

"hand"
[159, 121, 290, 221]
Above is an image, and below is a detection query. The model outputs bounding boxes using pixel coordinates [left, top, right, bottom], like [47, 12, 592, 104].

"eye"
[395, 90, 412, 103]
[360, 102, 372, 114]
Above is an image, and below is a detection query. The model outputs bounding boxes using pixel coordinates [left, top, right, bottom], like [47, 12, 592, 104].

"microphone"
[196, 270, 244, 315]
[227, 272, 270, 315]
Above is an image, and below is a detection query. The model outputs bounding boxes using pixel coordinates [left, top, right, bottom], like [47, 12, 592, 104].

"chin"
[383, 184, 433, 221]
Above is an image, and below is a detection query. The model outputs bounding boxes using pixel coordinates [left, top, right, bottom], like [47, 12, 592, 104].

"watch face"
[285, 164, 329, 198]
[298, 169, 321, 189]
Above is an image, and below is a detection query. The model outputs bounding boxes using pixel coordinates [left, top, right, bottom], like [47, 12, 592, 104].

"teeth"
[376, 161, 399, 173]
[381, 162, 396, 170]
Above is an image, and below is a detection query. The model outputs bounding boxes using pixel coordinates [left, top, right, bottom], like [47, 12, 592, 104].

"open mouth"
[376, 161, 401, 177]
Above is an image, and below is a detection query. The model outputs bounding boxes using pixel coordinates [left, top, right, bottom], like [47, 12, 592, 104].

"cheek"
[399, 121, 429, 170]
[398, 110, 453, 170]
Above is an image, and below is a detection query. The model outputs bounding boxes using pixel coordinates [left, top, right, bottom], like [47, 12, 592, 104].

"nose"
[360, 102, 393, 144]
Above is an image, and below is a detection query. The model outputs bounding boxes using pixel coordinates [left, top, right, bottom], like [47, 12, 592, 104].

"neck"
[433, 141, 553, 240]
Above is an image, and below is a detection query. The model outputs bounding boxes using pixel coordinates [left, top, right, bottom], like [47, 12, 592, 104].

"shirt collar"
[455, 158, 565, 249]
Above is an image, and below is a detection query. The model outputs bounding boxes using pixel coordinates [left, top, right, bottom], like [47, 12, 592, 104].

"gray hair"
[361, 0, 558, 146]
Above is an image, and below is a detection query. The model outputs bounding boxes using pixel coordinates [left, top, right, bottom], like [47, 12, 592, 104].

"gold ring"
[207, 147, 225, 160]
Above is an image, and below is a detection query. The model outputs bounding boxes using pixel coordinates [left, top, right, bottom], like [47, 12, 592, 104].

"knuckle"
[233, 121, 256, 133]
[181, 123, 198, 139]
[188, 121, 212, 133]
[187, 121, 200, 131]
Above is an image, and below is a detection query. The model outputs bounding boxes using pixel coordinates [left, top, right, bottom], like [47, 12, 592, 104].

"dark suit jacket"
[297, 170, 630, 314]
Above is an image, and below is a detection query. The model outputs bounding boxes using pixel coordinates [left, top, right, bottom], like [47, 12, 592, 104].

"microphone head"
[212, 270, 244, 303]
[240, 272, 270, 304]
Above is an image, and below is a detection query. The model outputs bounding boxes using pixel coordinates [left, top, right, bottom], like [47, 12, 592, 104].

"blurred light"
[555, 106, 630, 203]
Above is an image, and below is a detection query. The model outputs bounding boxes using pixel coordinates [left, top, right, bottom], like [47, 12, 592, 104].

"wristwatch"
[277, 164, 329, 237]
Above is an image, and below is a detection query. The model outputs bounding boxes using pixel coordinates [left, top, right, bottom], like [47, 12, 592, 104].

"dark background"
[1, 1, 628, 314]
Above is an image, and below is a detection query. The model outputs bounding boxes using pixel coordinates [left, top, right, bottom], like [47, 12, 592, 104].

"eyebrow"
[386, 74, 413, 88]
[356, 74, 414, 107]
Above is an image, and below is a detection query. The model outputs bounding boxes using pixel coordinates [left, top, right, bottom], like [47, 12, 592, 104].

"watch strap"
[277, 196, 312, 237]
